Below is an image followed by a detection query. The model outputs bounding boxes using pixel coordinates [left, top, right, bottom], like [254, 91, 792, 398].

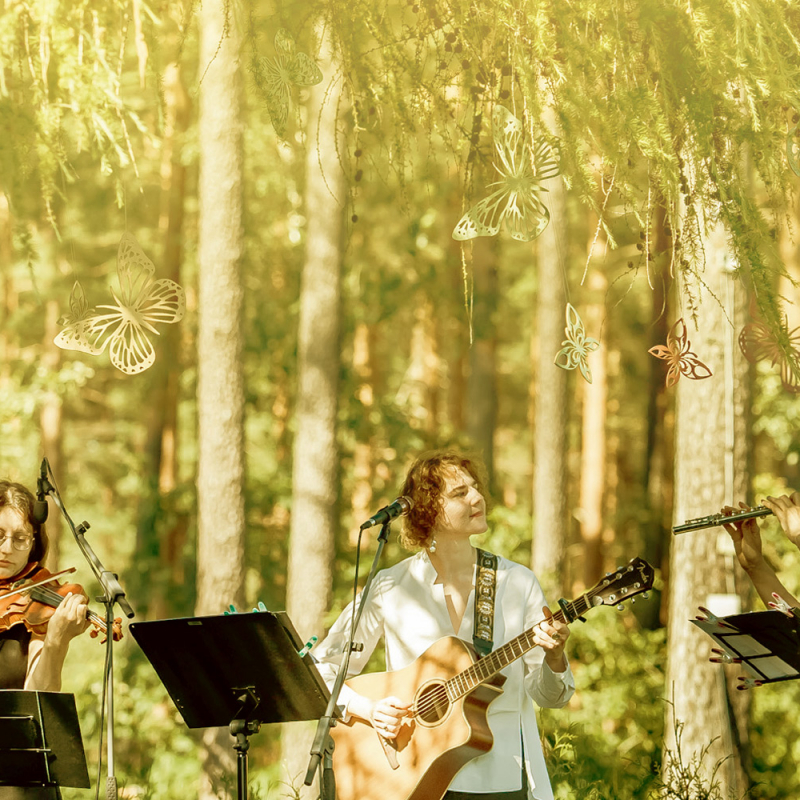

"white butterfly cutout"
[55, 233, 186, 375]
[554, 303, 600, 383]
[453, 105, 560, 242]
[259, 28, 323, 138]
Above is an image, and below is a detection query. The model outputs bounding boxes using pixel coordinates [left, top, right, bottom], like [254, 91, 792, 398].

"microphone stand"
[41, 463, 135, 800]
[304, 518, 392, 800]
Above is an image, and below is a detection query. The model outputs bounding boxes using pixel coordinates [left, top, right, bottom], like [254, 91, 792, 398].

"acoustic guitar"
[330, 557, 655, 800]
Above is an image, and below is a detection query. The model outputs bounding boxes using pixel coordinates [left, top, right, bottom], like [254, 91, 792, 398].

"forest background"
[2, 0, 800, 798]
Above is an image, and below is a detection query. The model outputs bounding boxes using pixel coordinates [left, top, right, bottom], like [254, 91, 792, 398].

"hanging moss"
[272, 0, 800, 368]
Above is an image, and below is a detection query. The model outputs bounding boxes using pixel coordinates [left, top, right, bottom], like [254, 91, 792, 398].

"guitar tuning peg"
[617, 604, 625, 611]
[641, 591, 650, 600]
[630, 598, 636, 604]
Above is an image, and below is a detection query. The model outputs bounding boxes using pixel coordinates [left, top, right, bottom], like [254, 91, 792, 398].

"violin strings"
[29, 585, 107, 631]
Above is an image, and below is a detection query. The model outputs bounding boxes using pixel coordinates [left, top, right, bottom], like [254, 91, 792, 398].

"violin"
[0, 565, 123, 643]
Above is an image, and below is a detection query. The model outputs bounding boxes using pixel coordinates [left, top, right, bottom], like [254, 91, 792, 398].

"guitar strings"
[412, 603, 579, 720]
[409, 568, 644, 721]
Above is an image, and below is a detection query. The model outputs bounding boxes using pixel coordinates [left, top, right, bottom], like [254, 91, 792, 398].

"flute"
[672, 506, 773, 534]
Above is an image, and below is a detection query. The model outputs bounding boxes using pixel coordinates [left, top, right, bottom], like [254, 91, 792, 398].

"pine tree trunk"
[466, 236, 498, 488]
[532, 169, 568, 591]
[40, 296, 63, 571]
[195, 1, 246, 797]
[578, 270, 607, 591]
[282, 18, 347, 798]
[665, 221, 746, 799]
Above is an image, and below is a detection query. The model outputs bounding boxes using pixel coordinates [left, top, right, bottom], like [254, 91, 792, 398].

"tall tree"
[532, 162, 568, 590]
[665, 222, 747, 798]
[578, 269, 607, 591]
[282, 15, 348, 795]
[467, 236, 498, 486]
[195, 0, 246, 797]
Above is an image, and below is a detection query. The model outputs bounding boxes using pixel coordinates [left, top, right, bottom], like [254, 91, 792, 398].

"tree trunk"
[143, 60, 190, 621]
[466, 236, 498, 488]
[40, 297, 63, 571]
[282, 18, 347, 798]
[531, 166, 568, 592]
[350, 322, 375, 543]
[578, 270, 607, 592]
[195, 1, 246, 797]
[664, 221, 747, 799]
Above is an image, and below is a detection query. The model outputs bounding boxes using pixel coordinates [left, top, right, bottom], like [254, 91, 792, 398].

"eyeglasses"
[0, 534, 33, 551]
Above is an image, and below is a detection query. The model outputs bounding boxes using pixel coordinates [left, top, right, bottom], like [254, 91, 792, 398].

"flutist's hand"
[721, 502, 764, 574]
[763, 492, 800, 550]
[722, 500, 800, 610]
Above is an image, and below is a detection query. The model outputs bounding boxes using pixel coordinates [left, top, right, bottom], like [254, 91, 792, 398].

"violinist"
[0, 481, 89, 691]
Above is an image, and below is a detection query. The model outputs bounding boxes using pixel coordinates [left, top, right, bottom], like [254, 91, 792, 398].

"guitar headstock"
[588, 557, 655, 608]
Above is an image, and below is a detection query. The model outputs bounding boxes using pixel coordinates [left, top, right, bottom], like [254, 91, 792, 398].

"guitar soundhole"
[416, 681, 451, 726]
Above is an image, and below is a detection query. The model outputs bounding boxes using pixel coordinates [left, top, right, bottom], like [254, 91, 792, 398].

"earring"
[428, 536, 437, 554]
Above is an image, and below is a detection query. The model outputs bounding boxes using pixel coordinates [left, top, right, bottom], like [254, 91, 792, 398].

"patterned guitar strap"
[473, 549, 498, 659]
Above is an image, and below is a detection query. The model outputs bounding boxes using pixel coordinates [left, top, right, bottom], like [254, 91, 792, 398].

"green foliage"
[542, 608, 666, 798]
[0, 0, 162, 226]
[322, 0, 800, 362]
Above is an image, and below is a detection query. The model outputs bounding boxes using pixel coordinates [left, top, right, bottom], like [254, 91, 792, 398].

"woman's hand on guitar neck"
[365, 696, 411, 740]
[533, 606, 570, 673]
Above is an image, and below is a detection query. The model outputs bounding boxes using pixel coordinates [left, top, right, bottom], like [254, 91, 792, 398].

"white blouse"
[313, 549, 575, 799]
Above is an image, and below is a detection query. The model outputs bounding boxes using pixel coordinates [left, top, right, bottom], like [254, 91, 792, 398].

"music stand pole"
[40, 463, 135, 800]
[229, 688, 261, 800]
[304, 519, 392, 799]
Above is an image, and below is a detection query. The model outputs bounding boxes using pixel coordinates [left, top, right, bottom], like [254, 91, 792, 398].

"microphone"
[360, 496, 414, 530]
[33, 459, 49, 524]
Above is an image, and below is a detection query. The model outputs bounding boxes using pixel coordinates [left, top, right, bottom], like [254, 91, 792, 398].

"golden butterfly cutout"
[260, 29, 323, 138]
[453, 105, 560, 243]
[648, 318, 713, 388]
[554, 303, 599, 383]
[55, 233, 186, 375]
[739, 308, 800, 393]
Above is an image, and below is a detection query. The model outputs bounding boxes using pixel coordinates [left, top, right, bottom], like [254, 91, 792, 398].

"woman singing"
[314, 451, 574, 800]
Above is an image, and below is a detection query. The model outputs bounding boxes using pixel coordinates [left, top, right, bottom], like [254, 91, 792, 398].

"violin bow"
[0, 567, 77, 604]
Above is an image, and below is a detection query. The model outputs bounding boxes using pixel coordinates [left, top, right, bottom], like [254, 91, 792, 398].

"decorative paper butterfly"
[554, 303, 599, 383]
[739, 312, 800, 393]
[54, 282, 98, 355]
[260, 28, 323, 138]
[788, 121, 800, 177]
[55, 233, 186, 375]
[452, 105, 560, 242]
[648, 318, 713, 388]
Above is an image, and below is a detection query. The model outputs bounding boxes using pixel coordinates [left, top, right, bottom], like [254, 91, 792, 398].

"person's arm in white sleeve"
[520, 575, 575, 709]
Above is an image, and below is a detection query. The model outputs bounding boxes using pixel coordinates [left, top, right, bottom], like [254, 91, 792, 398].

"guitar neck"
[444, 594, 592, 700]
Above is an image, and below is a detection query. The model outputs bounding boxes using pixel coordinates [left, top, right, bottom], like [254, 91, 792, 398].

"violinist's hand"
[763, 493, 800, 549]
[368, 696, 411, 740]
[721, 503, 764, 574]
[44, 593, 90, 649]
[533, 606, 569, 672]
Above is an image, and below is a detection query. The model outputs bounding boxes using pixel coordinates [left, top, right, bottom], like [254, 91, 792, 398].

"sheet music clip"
[692, 606, 800, 687]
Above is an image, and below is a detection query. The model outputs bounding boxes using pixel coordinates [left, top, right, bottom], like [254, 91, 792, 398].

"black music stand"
[129, 611, 332, 800]
[692, 608, 800, 686]
[0, 690, 89, 797]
